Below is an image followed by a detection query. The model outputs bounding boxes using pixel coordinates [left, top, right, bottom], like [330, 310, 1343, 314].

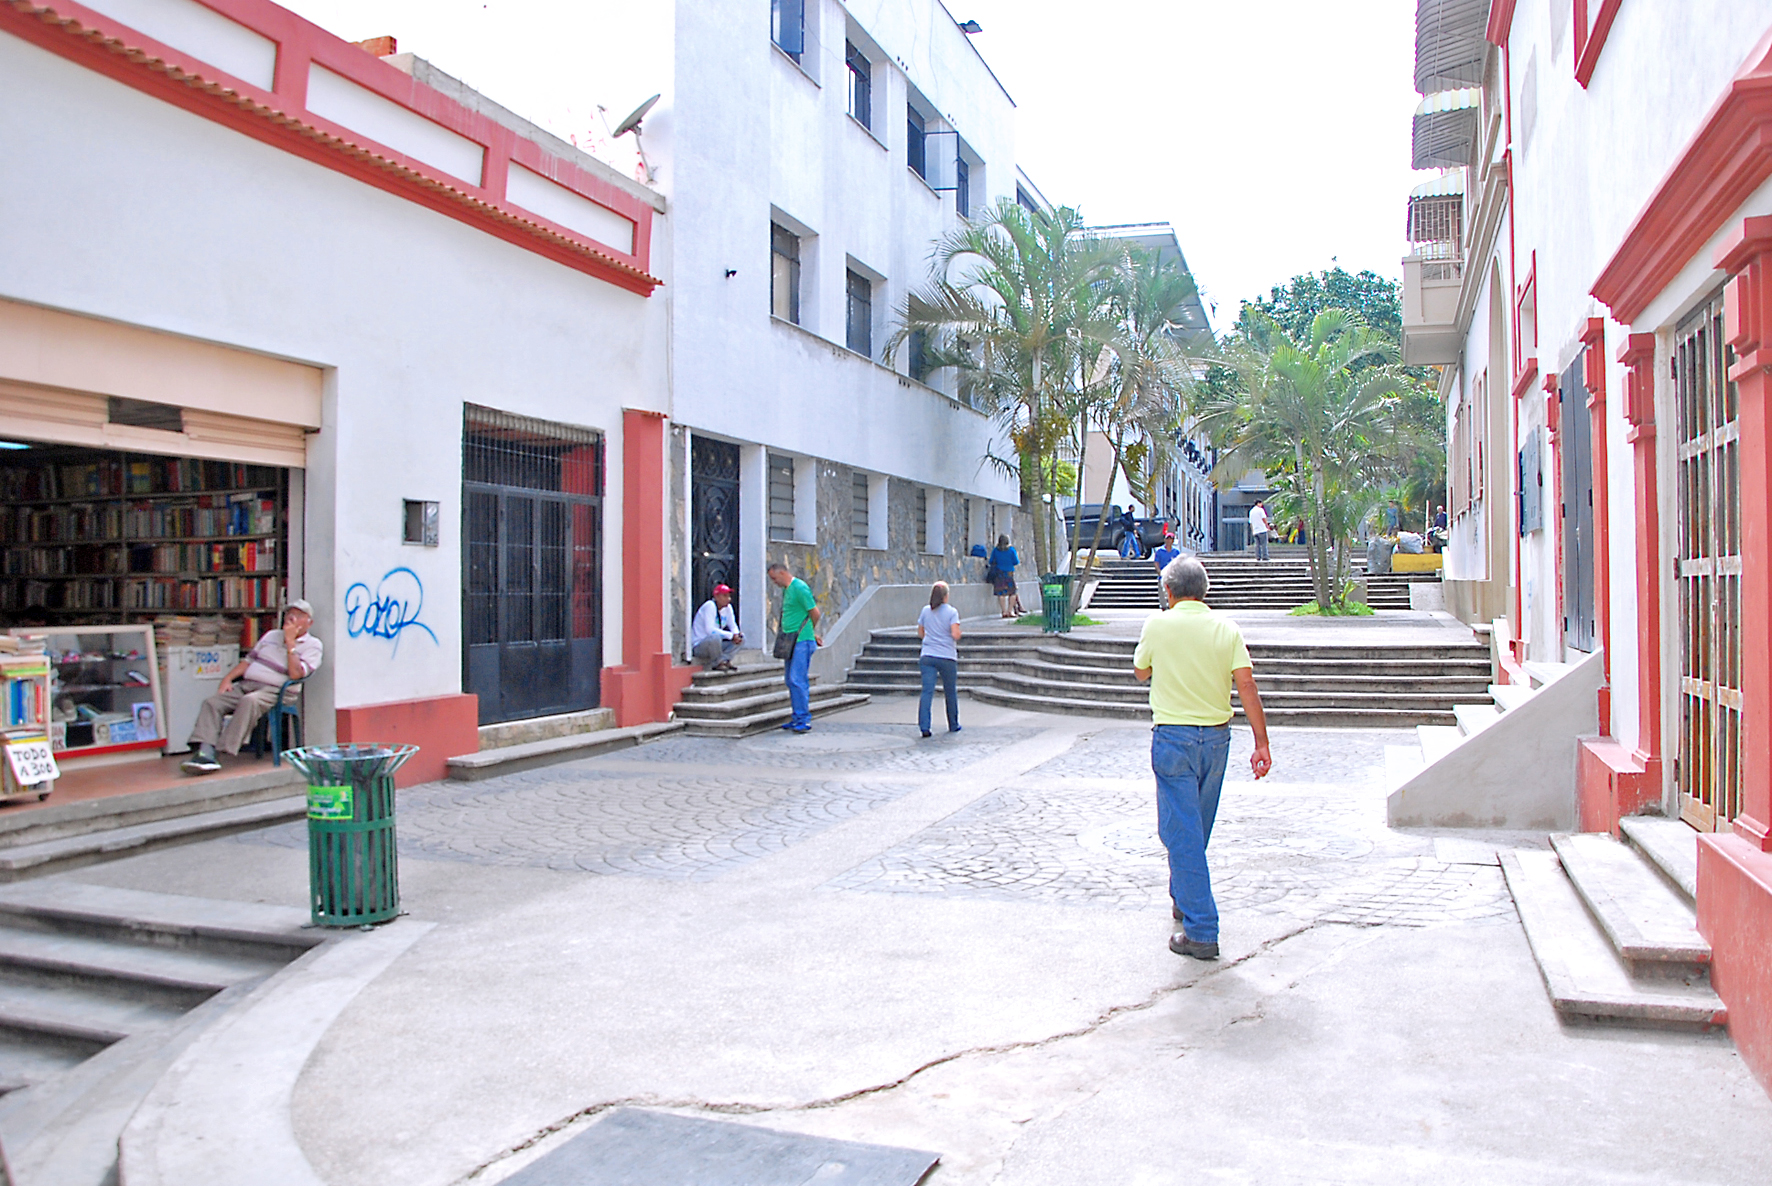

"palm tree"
[1072, 245, 1201, 572]
[1197, 309, 1411, 607]
[894, 199, 1115, 575]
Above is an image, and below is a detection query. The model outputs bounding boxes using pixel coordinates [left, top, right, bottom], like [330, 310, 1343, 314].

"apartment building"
[1401, 0, 1772, 1091]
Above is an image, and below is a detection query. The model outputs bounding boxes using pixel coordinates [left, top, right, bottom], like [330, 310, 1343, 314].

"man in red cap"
[691, 583, 743, 671]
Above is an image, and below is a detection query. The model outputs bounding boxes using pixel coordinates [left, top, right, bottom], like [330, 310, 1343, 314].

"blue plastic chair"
[251, 674, 309, 765]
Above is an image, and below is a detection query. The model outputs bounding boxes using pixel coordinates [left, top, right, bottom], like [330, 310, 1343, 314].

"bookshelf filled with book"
[0, 634, 56, 800]
[0, 445, 289, 649]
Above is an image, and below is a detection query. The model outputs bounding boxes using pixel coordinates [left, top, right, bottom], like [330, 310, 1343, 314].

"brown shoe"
[1169, 932, 1219, 960]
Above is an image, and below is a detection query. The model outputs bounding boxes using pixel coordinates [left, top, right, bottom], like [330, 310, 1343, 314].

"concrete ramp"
[1386, 649, 1602, 830]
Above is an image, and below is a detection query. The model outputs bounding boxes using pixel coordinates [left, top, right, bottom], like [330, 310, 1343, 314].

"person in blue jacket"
[1119, 506, 1143, 558]
[988, 535, 1020, 618]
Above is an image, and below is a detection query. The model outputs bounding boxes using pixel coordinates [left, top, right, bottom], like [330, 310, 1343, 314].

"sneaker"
[790, 725, 811, 734]
[948, 725, 963, 733]
[1169, 932, 1219, 960]
[920, 730, 932, 739]
[181, 753, 221, 775]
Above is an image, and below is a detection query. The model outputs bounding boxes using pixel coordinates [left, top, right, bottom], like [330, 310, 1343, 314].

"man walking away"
[1133, 557, 1273, 959]
[1248, 500, 1271, 561]
[768, 562, 820, 733]
[182, 600, 321, 773]
[1118, 506, 1142, 559]
[691, 583, 743, 671]
[916, 580, 962, 737]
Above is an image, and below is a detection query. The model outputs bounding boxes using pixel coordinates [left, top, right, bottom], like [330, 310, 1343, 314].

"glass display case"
[10, 625, 164, 759]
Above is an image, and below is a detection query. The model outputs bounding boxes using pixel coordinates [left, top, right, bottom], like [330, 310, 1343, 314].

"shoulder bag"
[773, 615, 798, 660]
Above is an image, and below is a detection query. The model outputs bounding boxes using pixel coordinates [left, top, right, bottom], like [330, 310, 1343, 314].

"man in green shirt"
[1133, 555, 1272, 960]
[768, 561, 821, 732]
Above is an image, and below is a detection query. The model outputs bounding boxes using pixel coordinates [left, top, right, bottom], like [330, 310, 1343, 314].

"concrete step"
[1524, 660, 1574, 687]
[1550, 833, 1710, 967]
[446, 721, 683, 781]
[476, 707, 613, 750]
[678, 672, 825, 702]
[677, 692, 870, 738]
[0, 796, 307, 882]
[0, 766, 302, 852]
[967, 684, 1453, 728]
[1453, 702, 1502, 737]
[688, 661, 780, 684]
[1500, 850, 1726, 1029]
[1620, 816, 1699, 901]
[0, 925, 279, 1006]
[0, 979, 184, 1050]
[1489, 682, 1535, 712]
[672, 683, 850, 721]
[0, 882, 316, 962]
[1417, 724, 1465, 763]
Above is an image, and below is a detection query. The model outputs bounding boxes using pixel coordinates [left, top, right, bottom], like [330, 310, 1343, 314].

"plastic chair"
[251, 675, 309, 765]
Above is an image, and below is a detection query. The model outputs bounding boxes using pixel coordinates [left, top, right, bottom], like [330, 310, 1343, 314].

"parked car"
[1063, 505, 1174, 552]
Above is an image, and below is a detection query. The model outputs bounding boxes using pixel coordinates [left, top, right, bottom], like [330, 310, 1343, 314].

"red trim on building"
[1592, 26, 1772, 324]
[1486, 0, 1517, 47]
[1507, 357, 1538, 671]
[1572, 0, 1622, 89]
[600, 409, 695, 727]
[1698, 834, 1772, 1094]
[2, 0, 661, 296]
[1621, 331, 1664, 778]
[335, 693, 479, 788]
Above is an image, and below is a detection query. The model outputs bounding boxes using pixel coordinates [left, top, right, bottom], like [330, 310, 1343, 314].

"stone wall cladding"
[765, 462, 1030, 638]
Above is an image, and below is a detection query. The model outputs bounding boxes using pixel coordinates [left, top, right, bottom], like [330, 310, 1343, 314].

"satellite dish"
[613, 94, 660, 139]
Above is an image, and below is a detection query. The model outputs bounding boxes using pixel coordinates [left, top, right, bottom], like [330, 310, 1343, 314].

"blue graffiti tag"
[344, 567, 438, 656]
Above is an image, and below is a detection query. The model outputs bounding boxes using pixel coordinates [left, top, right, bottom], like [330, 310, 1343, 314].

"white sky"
[277, 1, 1423, 335]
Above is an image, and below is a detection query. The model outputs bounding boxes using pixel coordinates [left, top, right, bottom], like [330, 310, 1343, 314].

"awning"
[1415, 0, 1489, 94]
[1412, 88, 1481, 170]
[1411, 170, 1467, 199]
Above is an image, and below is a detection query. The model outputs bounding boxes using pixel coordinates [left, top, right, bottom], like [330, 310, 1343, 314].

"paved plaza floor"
[62, 696, 1772, 1184]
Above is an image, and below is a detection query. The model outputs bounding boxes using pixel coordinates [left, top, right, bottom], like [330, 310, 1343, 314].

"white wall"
[0, 34, 668, 733]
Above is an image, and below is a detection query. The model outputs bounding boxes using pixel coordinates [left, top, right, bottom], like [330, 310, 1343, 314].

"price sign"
[5, 737, 59, 786]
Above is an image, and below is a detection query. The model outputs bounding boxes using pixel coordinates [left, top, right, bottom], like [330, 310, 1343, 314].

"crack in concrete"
[458, 921, 1320, 1184]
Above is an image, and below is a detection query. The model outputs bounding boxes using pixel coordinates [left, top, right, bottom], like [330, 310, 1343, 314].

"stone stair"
[1081, 555, 1434, 611]
[673, 662, 869, 737]
[0, 881, 319, 1185]
[1500, 818, 1725, 1030]
[845, 630, 1492, 728]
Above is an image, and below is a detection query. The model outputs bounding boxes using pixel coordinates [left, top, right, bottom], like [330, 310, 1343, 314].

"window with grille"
[846, 269, 873, 357]
[846, 41, 870, 127]
[907, 106, 927, 179]
[909, 330, 931, 384]
[768, 453, 795, 541]
[955, 155, 971, 218]
[915, 487, 927, 551]
[1406, 194, 1465, 281]
[771, 223, 800, 325]
[1676, 291, 1742, 831]
[772, 0, 803, 61]
[851, 472, 870, 546]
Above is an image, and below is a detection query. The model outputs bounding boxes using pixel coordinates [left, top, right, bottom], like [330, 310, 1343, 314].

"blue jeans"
[1151, 723, 1232, 943]
[918, 655, 959, 733]
[783, 638, 815, 727]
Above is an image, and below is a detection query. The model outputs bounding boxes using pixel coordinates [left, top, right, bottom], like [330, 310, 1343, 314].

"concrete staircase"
[1501, 818, 1725, 1030]
[1082, 555, 1432, 611]
[0, 881, 319, 1185]
[673, 662, 869, 737]
[845, 630, 1492, 728]
[446, 708, 682, 780]
[1386, 651, 1602, 830]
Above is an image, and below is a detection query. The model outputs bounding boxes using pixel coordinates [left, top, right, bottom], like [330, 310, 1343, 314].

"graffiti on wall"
[344, 566, 438, 656]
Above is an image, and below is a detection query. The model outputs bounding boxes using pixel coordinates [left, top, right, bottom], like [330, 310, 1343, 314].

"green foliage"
[1023, 456, 1078, 500]
[1243, 267, 1404, 342]
[1013, 613, 1103, 627]
[1287, 599, 1376, 617]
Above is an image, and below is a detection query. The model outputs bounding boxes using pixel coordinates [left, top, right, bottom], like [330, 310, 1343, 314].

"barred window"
[914, 486, 927, 551]
[768, 453, 795, 541]
[851, 472, 870, 546]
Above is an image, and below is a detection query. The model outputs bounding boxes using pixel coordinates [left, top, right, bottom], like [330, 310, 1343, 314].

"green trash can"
[282, 743, 418, 927]
[1040, 573, 1073, 634]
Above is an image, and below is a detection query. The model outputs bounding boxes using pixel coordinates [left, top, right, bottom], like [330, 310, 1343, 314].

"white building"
[1400, 0, 1772, 1093]
[572, 0, 1029, 649]
[0, 0, 677, 779]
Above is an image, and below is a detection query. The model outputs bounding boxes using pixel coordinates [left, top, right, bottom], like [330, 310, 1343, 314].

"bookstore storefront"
[0, 297, 319, 783]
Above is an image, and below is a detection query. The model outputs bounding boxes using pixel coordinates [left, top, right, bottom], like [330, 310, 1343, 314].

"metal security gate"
[1675, 293, 1742, 831]
[463, 406, 603, 726]
[1561, 356, 1596, 652]
[691, 437, 741, 612]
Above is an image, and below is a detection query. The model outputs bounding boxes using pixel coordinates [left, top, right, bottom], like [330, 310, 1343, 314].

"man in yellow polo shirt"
[1134, 555, 1272, 960]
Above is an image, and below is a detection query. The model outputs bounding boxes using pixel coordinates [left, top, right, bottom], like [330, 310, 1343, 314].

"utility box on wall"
[1518, 428, 1543, 535]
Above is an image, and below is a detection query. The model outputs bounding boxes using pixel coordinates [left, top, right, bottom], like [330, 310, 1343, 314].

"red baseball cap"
[712, 584, 733, 594]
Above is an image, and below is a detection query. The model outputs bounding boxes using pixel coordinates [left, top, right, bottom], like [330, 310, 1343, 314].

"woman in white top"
[916, 581, 963, 738]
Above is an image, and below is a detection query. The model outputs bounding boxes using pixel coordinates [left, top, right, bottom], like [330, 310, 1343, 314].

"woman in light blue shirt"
[916, 581, 963, 737]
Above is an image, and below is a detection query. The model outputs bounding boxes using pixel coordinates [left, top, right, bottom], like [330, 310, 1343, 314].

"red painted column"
[1507, 359, 1539, 676]
[1620, 333, 1663, 779]
[1582, 318, 1613, 734]
[601, 409, 694, 727]
[1719, 218, 1772, 850]
[1700, 217, 1772, 1097]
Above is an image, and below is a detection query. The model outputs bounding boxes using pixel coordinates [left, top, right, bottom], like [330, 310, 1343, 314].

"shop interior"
[0, 437, 293, 810]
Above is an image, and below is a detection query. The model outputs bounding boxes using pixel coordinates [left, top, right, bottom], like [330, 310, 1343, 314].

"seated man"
[182, 600, 321, 774]
[690, 584, 743, 672]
